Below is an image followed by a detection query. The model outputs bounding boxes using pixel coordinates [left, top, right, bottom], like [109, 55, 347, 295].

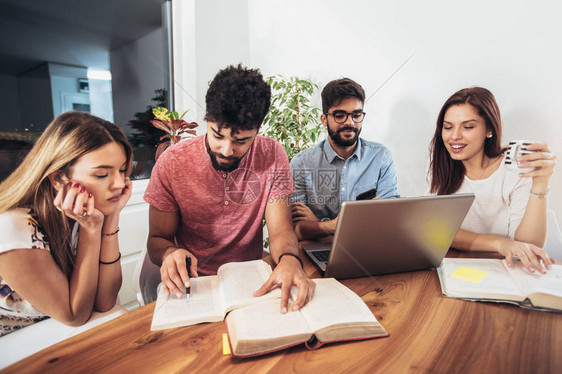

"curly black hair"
[204, 64, 271, 132]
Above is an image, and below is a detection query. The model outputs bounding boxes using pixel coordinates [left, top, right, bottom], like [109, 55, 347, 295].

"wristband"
[102, 227, 120, 237]
[529, 187, 550, 199]
[100, 252, 121, 265]
[278, 252, 304, 269]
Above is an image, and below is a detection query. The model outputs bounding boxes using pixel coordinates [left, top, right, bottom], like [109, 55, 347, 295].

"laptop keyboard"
[311, 250, 331, 262]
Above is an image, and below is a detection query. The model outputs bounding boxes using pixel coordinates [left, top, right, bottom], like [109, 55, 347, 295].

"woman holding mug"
[428, 87, 556, 273]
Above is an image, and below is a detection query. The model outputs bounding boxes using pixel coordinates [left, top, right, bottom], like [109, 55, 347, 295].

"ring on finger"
[82, 212, 88, 218]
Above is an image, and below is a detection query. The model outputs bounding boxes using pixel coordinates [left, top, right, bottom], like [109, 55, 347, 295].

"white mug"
[504, 140, 535, 173]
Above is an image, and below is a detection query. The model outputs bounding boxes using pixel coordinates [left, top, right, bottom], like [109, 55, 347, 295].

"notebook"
[303, 194, 475, 279]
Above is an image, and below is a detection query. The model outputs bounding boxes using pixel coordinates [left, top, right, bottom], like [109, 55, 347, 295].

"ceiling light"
[87, 69, 112, 80]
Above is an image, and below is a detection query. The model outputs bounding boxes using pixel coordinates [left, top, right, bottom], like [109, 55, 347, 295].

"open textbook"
[151, 260, 282, 331]
[225, 278, 388, 357]
[438, 258, 562, 311]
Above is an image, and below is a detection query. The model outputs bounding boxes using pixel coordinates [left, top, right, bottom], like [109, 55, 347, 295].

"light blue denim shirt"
[290, 138, 400, 220]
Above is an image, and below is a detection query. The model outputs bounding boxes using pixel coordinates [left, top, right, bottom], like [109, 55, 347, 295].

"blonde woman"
[0, 111, 132, 336]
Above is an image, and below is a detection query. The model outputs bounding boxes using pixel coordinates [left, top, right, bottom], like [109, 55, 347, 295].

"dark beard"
[209, 150, 242, 172]
[327, 125, 361, 147]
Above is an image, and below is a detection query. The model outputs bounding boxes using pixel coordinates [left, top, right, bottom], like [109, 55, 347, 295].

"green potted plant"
[260, 76, 324, 248]
[260, 75, 324, 162]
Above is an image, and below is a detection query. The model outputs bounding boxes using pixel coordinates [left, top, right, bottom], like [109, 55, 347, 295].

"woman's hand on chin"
[54, 181, 104, 232]
[116, 177, 132, 213]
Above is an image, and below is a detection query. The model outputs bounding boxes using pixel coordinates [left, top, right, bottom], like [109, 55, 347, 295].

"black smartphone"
[356, 187, 377, 200]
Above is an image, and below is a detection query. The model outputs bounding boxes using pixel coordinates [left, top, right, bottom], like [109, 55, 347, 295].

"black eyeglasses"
[325, 110, 366, 124]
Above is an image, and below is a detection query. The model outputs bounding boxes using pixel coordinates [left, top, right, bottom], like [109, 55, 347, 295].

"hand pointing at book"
[253, 253, 316, 314]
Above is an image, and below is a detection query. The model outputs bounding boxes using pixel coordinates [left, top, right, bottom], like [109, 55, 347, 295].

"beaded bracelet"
[529, 187, 550, 199]
[102, 227, 120, 237]
[100, 252, 121, 265]
[278, 252, 304, 269]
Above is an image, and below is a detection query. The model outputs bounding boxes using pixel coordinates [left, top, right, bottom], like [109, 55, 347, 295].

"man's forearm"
[147, 236, 178, 266]
[294, 219, 336, 241]
[269, 229, 300, 263]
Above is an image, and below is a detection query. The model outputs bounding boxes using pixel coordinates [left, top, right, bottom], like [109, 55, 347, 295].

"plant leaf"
[151, 119, 172, 134]
[153, 107, 171, 121]
[179, 109, 189, 119]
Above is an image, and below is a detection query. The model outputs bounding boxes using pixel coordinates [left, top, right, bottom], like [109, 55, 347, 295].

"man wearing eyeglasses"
[290, 78, 400, 240]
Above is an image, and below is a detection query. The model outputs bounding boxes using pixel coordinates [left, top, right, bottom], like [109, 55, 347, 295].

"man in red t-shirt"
[144, 65, 315, 313]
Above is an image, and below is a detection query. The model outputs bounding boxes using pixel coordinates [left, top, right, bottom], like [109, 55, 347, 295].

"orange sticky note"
[451, 266, 488, 283]
[222, 333, 231, 356]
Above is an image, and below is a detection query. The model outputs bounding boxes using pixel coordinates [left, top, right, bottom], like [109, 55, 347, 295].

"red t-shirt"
[144, 135, 294, 275]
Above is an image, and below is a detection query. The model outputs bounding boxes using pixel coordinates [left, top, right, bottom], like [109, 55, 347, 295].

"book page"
[217, 260, 282, 312]
[151, 276, 223, 331]
[505, 261, 562, 298]
[297, 278, 379, 333]
[440, 258, 524, 300]
[226, 298, 313, 351]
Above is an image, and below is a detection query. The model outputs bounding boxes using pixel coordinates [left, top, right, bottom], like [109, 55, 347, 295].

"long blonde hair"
[0, 112, 132, 278]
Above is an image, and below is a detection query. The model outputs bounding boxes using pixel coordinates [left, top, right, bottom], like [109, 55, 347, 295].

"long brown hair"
[429, 87, 505, 195]
[0, 112, 132, 278]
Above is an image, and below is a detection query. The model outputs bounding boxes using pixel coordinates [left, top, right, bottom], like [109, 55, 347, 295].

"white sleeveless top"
[0, 208, 78, 337]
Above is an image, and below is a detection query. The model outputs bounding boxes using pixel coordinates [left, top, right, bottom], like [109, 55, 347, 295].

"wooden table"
[4, 250, 561, 373]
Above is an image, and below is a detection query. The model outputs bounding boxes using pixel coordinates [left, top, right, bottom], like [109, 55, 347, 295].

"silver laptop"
[303, 194, 475, 279]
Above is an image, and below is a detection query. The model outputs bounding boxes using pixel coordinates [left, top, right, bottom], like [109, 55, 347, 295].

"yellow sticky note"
[451, 266, 489, 283]
[222, 333, 231, 356]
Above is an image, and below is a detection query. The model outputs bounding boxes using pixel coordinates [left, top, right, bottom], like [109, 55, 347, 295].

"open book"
[438, 258, 562, 311]
[225, 278, 388, 357]
[151, 260, 282, 331]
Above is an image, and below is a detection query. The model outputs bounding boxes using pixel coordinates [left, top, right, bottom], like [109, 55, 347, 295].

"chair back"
[545, 209, 562, 261]
[132, 246, 161, 306]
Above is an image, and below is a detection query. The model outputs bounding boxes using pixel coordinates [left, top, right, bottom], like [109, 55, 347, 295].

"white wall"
[173, 0, 562, 221]
[117, 179, 149, 309]
[89, 79, 114, 122]
[172, 0, 250, 130]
